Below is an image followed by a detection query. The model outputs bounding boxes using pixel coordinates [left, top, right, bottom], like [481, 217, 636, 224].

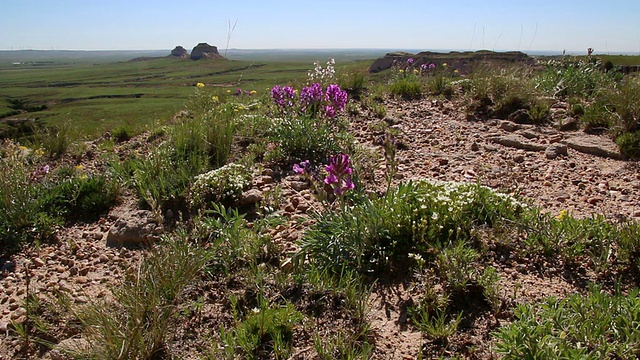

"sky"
[2, 0, 640, 54]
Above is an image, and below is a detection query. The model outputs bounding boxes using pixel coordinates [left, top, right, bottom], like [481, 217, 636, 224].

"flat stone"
[489, 134, 546, 151]
[563, 135, 624, 160]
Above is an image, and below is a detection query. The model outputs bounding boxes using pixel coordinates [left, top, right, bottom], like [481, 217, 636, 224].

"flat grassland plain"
[0, 50, 379, 138]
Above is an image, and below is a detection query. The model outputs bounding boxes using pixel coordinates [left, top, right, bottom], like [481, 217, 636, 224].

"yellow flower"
[556, 209, 568, 220]
[250, 90, 257, 95]
[399, 69, 405, 73]
[76, 164, 84, 170]
[34, 149, 44, 156]
[196, 82, 205, 88]
[226, 90, 231, 93]
[442, 63, 448, 68]
[211, 96, 219, 102]
[19, 145, 28, 151]
[413, 69, 419, 74]
[454, 69, 459, 74]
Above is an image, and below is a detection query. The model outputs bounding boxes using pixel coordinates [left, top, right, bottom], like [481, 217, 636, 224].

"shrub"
[0, 151, 54, 251]
[111, 126, 132, 143]
[494, 287, 640, 359]
[129, 144, 208, 214]
[389, 77, 422, 100]
[270, 116, 348, 163]
[296, 180, 526, 275]
[580, 99, 613, 133]
[608, 77, 640, 134]
[39, 174, 118, 221]
[536, 57, 614, 98]
[616, 130, 640, 159]
[189, 163, 252, 210]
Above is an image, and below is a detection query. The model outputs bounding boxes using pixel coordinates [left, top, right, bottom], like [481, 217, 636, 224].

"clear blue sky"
[2, 0, 639, 54]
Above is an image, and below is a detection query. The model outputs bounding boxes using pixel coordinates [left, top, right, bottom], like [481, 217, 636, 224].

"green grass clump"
[218, 300, 303, 360]
[76, 236, 210, 360]
[389, 76, 422, 100]
[494, 287, 640, 359]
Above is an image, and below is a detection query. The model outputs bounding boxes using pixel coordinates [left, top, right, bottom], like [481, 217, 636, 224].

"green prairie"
[0, 55, 368, 138]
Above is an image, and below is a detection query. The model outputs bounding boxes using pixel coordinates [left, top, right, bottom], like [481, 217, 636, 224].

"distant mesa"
[368, 50, 534, 74]
[190, 43, 225, 61]
[169, 46, 189, 59]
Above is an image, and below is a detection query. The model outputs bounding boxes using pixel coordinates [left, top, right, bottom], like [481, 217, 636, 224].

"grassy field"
[0, 54, 370, 138]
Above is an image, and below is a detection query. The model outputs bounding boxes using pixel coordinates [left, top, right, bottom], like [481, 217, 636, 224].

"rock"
[168, 45, 189, 59]
[190, 43, 225, 60]
[509, 109, 533, 124]
[557, 117, 579, 131]
[499, 120, 521, 132]
[32, 257, 45, 267]
[545, 143, 568, 159]
[238, 189, 263, 206]
[489, 134, 546, 151]
[106, 210, 162, 248]
[563, 135, 625, 160]
[44, 337, 92, 360]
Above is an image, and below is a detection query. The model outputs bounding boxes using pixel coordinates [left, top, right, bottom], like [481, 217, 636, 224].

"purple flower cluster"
[271, 85, 295, 109]
[420, 63, 437, 71]
[274, 83, 348, 118]
[300, 83, 323, 106]
[324, 153, 355, 195]
[29, 164, 50, 183]
[323, 84, 348, 118]
[293, 160, 310, 175]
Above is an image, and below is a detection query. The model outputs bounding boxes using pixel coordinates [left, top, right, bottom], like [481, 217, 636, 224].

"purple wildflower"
[271, 85, 296, 109]
[293, 160, 310, 174]
[236, 88, 243, 96]
[300, 83, 324, 112]
[428, 63, 436, 69]
[420, 63, 428, 71]
[323, 84, 348, 118]
[324, 153, 355, 195]
[407, 58, 415, 65]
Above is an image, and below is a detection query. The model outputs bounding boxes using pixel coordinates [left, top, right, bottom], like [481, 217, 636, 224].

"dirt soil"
[1, 95, 639, 359]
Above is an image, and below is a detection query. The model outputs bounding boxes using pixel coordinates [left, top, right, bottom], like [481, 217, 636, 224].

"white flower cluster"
[307, 58, 335, 83]
[190, 163, 252, 208]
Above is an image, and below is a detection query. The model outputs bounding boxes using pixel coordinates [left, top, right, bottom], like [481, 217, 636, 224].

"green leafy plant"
[494, 287, 640, 359]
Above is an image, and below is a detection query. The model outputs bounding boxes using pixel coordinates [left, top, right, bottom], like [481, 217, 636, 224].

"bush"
[389, 77, 422, 100]
[616, 130, 640, 158]
[270, 116, 348, 163]
[296, 180, 526, 275]
[128, 144, 208, 215]
[39, 174, 119, 221]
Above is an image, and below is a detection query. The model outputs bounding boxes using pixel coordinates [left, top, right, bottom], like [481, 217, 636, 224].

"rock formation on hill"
[368, 50, 534, 73]
[169, 46, 189, 59]
[190, 43, 225, 60]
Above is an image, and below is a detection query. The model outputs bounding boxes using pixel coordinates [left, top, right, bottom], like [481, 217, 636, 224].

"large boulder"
[106, 209, 163, 248]
[169, 46, 189, 59]
[190, 43, 225, 60]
